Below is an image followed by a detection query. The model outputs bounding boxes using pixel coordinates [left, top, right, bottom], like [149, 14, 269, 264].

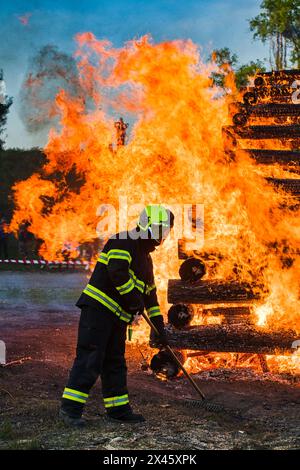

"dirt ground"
[0, 271, 299, 450]
[1, 305, 299, 451]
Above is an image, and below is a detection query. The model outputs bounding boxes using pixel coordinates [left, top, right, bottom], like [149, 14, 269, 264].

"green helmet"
[137, 205, 174, 241]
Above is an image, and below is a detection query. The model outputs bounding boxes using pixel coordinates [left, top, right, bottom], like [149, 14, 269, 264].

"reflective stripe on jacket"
[76, 230, 162, 322]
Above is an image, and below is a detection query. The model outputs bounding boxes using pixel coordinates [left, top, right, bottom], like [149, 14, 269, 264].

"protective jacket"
[76, 230, 163, 324]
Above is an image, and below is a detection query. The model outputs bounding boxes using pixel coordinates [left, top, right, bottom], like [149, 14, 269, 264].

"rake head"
[181, 398, 225, 413]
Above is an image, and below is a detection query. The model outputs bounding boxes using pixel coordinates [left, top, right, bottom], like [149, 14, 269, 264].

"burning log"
[202, 306, 251, 316]
[224, 124, 300, 140]
[165, 324, 299, 354]
[168, 280, 262, 305]
[232, 104, 300, 126]
[168, 304, 194, 329]
[150, 349, 185, 379]
[254, 70, 300, 87]
[236, 149, 300, 166]
[202, 306, 252, 325]
[266, 178, 300, 196]
[167, 305, 252, 329]
[242, 86, 297, 105]
[179, 257, 206, 282]
[246, 103, 300, 118]
[232, 113, 248, 126]
[230, 102, 300, 118]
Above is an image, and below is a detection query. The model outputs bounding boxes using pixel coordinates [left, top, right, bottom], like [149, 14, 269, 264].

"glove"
[122, 290, 144, 316]
[149, 315, 168, 347]
[128, 305, 144, 317]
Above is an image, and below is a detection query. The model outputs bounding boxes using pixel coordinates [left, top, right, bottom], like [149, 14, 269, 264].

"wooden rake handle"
[141, 310, 206, 401]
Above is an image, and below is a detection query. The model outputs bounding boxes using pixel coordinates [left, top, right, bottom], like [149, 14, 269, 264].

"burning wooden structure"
[150, 70, 300, 378]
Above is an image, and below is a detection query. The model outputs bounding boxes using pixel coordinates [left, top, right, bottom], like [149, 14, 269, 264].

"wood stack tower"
[151, 70, 300, 376]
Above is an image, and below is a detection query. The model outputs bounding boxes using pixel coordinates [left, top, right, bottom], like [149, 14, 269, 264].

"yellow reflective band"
[98, 252, 108, 265]
[83, 284, 132, 323]
[103, 394, 129, 408]
[107, 249, 132, 264]
[62, 387, 89, 404]
[119, 312, 132, 322]
[145, 283, 156, 295]
[129, 269, 145, 293]
[147, 306, 161, 318]
[84, 284, 119, 308]
[127, 324, 133, 341]
[116, 277, 135, 295]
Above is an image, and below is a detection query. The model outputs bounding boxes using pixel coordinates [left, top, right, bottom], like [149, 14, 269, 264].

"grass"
[0, 420, 16, 440]
[6, 438, 43, 450]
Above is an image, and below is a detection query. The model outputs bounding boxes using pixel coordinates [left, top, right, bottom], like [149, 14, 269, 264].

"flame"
[9, 34, 300, 374]
[183, 350, 300, 377]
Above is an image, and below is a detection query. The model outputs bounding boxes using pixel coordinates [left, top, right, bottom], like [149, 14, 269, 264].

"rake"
[141, 311, 224, 413]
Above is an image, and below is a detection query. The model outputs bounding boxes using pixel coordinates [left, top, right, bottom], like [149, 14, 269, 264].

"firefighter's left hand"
[149, 315, 168, 348]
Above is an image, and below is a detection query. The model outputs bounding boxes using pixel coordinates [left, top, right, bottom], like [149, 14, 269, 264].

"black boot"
[58, 408, 86, 428]
[107, 409, 145, 424]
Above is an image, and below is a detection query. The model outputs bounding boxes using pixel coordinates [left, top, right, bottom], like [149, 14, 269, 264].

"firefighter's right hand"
[123, 290, 144, 315]
[128, 306, 144, 317]
[127, 296, 144, 316]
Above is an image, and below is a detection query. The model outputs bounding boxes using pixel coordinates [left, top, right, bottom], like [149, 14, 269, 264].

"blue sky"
[0, 0, 268, 149]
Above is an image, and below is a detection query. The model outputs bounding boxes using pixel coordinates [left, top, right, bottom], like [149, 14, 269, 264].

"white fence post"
[0, 340, 6, 365]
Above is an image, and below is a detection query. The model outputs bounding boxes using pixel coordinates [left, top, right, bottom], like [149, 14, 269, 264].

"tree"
[212, 47, 238, 68]
[211, 48, 238, 87]
[249, 0, 300, 70]
[0, 70, 13, 150]
[235, 60, 266, 88]
[211, 48, 266, 90]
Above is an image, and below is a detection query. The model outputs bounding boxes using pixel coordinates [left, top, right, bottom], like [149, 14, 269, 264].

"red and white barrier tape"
[0, 258, 89, 267]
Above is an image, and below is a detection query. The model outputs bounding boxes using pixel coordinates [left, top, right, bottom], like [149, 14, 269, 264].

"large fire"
[9, 34, 300, 375]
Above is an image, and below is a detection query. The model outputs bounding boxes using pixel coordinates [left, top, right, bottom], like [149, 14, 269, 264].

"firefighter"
[59, 205, 174, 427]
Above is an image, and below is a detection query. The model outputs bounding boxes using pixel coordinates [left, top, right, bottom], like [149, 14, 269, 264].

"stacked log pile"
[150, 71, 300, 376]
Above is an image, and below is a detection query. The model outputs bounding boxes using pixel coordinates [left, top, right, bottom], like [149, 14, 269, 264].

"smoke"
[18, 45, 83, 134]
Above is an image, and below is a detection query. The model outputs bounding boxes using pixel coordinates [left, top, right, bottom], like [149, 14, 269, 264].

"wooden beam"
[165, 324, 298, 354]
[224, 125, 300, 140]
[241, 86, 297, 105]
[254, 69, 300, 86]
[236, 149, 300, 166]
[168, 279, 262, 304]
[202, 306, 251, 317]
[266, 178, 300, 196]
[231, 103, 300, 118]
[202, 306, 253, 325]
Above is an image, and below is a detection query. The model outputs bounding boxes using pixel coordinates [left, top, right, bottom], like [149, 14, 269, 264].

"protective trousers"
[61, 305, 130, 418]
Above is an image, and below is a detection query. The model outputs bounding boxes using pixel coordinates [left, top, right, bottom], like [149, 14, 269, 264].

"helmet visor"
[149, 223, 171, 242]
